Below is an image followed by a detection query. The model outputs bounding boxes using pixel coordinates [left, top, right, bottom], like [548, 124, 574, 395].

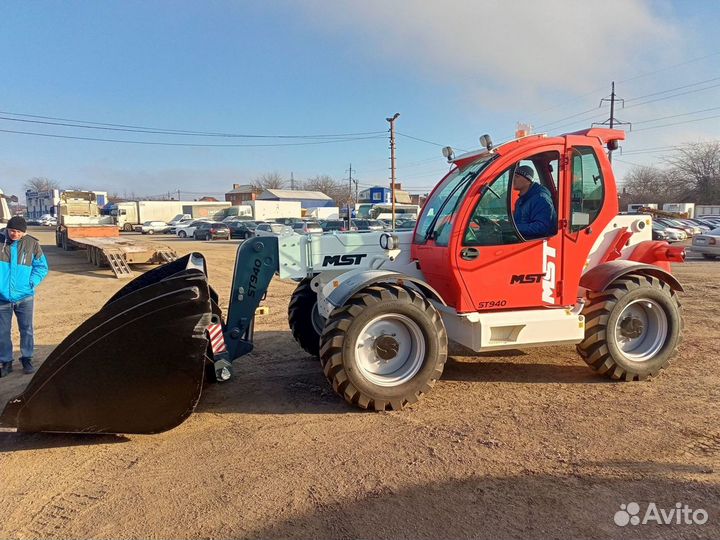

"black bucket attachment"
[0, 254, 215, 434]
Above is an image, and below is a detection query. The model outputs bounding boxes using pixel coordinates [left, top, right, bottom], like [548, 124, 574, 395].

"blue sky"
[1, 0, 719, 200]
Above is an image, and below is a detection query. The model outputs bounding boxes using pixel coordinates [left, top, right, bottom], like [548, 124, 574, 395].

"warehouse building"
[257, 189, 335, 208]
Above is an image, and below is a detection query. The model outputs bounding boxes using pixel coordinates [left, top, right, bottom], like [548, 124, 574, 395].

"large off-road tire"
[288, 278, 322, 356]
[320, 283, 448, 411]
[577, 275, 683, 381]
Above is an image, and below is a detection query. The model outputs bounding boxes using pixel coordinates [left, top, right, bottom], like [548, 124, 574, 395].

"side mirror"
[607, 140, 619, 151]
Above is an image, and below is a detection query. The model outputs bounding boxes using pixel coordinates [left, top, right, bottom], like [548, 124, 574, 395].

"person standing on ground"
[0, 216, 49, 376]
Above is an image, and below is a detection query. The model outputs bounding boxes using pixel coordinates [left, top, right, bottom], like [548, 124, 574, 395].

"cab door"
[559, 138, 617, 305]
[453, 147, 564, 313]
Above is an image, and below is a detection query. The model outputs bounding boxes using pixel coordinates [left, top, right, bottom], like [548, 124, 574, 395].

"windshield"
[414, 155, 495, 245]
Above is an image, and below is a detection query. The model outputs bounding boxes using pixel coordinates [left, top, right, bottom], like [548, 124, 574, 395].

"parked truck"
[696, 204, 720, 217]
[627, 203, 658, 213]
[247, 200, 301, 221]
[109, 201, 231, 231]
[0, 189, 11, 223]
[662, 203, 694, 218]
[55, 191, 177, 278]
[305, 206, 340, 220]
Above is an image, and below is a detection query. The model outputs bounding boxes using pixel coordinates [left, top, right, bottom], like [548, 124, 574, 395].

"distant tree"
[252, 172, 286, 191]
[302, 174, 353, 205]
[664, 141, 720, 203]
[24, 177, 60, 192]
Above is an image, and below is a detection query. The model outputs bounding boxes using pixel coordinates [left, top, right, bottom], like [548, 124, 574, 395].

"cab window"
[463, 167, 522, 246]
[463, 151, 559, 246]
[570, 146, 604, 233]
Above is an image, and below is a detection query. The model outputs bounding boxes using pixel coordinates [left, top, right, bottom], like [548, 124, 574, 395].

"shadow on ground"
[246, 473, 719, 540]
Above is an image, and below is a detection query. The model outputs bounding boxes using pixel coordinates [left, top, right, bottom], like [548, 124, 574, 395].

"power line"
[624, 82, 720, 109]
[624, 76, 720, 103]
[632, 105, 720, 125]
[0, 110, 385, 139]
[0, 128, 385, 147]
[632, 113, 720, 132]
[524, 49, 720, 122]
[616, 49, 720, 85]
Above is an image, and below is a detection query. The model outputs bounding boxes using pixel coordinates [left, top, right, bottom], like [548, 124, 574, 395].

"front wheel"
[123, 223, 134, 232]
[320, 283, 447, 411]
[577, 275, 682, 381]
[288, 278, 323, 356]
[178, 230, 187, 238]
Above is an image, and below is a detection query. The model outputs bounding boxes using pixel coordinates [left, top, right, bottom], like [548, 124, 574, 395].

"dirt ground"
[0, 228, 718, 539]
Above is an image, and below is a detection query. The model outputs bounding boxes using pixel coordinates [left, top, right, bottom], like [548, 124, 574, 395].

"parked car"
[292, 221, 323, 235]
[351, 219, 384, 231]
[653, 222, 687, 242]
[320, 219, 356, 232]
[176, 220, 209, 238]
[395, 219, 417, 230]
[656, 218, 696, 236]
[167, 218, 194, 234]
[39, 214, 57, 226]
[690, 227, 720, 259]
[25, 218, 43, 226]
[193, 222, 230, 241]
[136, 221, 170, 234]
[254, 223, 294, 237]
[651, 225, 668, 241]
[273, 217, 303, 226]
[228, 220, 262, 239]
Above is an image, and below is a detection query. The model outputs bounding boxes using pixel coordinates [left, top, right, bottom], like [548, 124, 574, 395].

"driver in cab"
[512, 165, 556, 239]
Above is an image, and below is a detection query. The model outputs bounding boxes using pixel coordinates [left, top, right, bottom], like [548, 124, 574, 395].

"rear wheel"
[320, 283, 447, 411]
[288, 278, 323, 356]
[178, 230, 187, 238]
[577, 275, 682, 381]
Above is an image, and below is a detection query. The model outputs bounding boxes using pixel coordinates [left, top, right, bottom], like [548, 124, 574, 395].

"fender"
[320, 269, 446, 317]
[580, 260, 683, 293]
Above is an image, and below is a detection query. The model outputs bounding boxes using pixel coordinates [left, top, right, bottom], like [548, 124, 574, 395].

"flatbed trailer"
[56, 224, 177, 278]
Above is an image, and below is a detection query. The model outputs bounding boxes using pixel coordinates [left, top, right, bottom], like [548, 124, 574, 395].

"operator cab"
[412, 131, 616, 312]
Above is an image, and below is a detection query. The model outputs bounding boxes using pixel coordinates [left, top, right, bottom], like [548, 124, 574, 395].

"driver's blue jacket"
[513, 183, 556, 239]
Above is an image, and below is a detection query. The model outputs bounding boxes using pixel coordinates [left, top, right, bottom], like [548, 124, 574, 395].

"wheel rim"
[614, 299, 668, 362]
[354, 314, 425, 387]
[311, 302, 325, 335]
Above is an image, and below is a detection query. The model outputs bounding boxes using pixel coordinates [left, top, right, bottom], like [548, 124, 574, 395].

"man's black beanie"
[7, 216, 27, 233]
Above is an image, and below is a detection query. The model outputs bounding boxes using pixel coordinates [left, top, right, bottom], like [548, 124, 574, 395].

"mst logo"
[322, 254, 367, 267]
[508, 241, 556, 304]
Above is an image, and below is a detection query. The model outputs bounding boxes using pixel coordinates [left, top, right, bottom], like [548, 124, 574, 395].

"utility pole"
[593, 82, 631, 163]
[176, 188, 181, 200]
[386, 113, 399, 230]
[347, 163, 354, 228]
[290, 172, 295, 190]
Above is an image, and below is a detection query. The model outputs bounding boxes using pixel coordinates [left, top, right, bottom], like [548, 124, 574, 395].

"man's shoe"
[0, 361, 12, 377]
[20, 358, 34, 375]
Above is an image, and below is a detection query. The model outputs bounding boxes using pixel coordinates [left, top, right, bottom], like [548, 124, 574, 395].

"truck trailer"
[110, 201, 231, 231]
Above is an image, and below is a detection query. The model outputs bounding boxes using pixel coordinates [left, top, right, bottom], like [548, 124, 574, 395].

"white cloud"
[293, 0, 681, 110]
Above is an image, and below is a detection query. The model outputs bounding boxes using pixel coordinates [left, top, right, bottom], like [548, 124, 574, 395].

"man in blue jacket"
[512, 165, 557, 240]
[0, 216, 49, 376]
